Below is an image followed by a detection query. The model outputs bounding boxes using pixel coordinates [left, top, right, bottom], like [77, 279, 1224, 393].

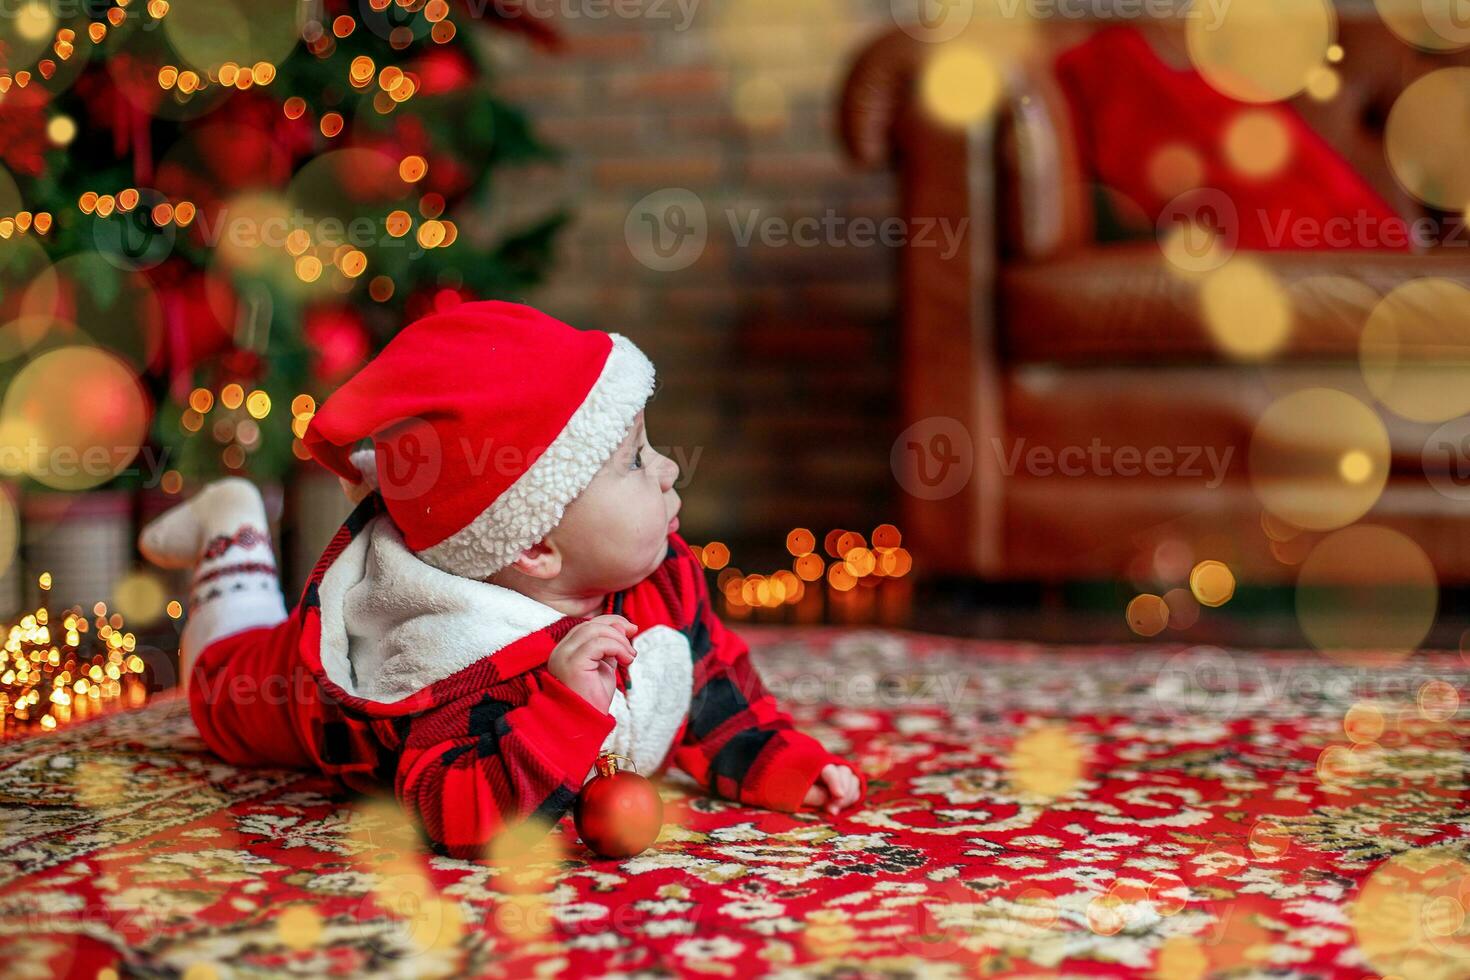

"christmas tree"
[0, 0, 564, 491]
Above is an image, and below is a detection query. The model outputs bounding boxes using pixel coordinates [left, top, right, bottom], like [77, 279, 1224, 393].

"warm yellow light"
[1223, 110, 1292, 179]
[702, 542, 730, 571]
[46, 116, 77, 146]
[399, 155, 428, 183]
[1200, 257, 1292, 360]
[1189, 560, 1236, 608]
[1126, 594, 1169, 637]
[919, 44, 1002, 129]
[1338, 450, 1373, 485]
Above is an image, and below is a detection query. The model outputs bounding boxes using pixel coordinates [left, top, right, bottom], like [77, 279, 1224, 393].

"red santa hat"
[302, 301, 656, 580]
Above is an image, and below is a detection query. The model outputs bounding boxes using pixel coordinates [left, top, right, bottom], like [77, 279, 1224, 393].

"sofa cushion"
[1001, 246, 1470, 363]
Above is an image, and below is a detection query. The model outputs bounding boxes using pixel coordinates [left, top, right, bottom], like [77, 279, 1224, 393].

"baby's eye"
[632, 446, 644, 470]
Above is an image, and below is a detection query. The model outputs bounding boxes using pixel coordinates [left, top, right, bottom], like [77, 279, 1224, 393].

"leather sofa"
[841, 16, 1470, 583]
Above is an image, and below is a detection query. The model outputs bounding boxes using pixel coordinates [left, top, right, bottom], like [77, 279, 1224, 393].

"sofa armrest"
[840, 30, 1010, 575]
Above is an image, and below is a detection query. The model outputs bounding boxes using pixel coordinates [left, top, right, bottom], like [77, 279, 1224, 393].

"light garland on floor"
[692, 525, 914, 624]
[0, 574, 149, 740]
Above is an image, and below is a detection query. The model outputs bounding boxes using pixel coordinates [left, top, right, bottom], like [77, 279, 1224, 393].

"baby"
[139, 301, 866, 859]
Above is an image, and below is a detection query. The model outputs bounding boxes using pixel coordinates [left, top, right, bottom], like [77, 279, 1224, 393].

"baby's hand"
[547, 614, 637, 714]
[802, 763, 863, 817]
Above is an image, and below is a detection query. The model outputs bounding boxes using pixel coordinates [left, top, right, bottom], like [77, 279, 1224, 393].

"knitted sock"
[138, 477, 287, 690]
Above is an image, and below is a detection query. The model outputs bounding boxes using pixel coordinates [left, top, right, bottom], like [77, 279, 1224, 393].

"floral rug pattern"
[0, 628, 1466, 979]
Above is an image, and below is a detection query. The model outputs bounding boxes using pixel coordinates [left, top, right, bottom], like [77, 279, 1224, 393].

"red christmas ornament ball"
[574, 754, 663, 859]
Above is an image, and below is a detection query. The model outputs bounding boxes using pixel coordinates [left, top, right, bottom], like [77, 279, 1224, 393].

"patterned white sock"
[137, 477, 288, 689]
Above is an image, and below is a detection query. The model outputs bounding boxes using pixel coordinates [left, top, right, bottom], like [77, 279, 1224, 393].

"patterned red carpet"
[1, 628, 1467, 979]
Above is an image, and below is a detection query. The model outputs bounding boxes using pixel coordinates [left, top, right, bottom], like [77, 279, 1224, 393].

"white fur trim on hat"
[415, 333, 656, 580]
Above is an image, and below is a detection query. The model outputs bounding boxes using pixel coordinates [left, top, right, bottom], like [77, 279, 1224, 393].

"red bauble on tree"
[303, 304, 371, 385]
[574, 753, 663, 859]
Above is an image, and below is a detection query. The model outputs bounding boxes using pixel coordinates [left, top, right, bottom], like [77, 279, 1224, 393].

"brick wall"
[482, 0, 901, 562]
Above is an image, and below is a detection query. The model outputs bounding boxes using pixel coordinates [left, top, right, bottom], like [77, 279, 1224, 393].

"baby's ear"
[509, 539, 562, 580]
[338, 447, 379, 504]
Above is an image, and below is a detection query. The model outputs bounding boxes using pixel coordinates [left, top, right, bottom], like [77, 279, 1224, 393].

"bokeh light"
[0, 346, 151, 491]
[1344, 702, 1386, 744]
[0, 489, 18, 582]
[1186, 0, 1335, 103]
[21, 253, 164, 370]
[112, 570, 168, 626]
[1375, 0, 1470, 51]
[1249, 388, 1389, 531]
[919, 44, 1003, 129]
[1199, 256, 1293, 360]
[1351, 848, 1470, 977]
[1386, 69, 1470, 211]
[1360, 279, 1470, 423]
[1126, 594, 1170, 637]
[1009, 724, 1085, 799]
[1222, 110, 1293, 179]
[1147, 143, 1205, 200]
[162, 0, 299, 73]
[1189, 560, 1235, 608]
[0, 245, 61, 362]
[1295, 525, 1438, 664]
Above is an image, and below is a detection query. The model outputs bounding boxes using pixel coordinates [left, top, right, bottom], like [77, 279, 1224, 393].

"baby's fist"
[547, 614, 637, 714]
[802, 763, 863, 816]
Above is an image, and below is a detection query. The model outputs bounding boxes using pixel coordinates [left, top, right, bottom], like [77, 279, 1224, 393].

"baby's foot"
[138, 477, 270, 569]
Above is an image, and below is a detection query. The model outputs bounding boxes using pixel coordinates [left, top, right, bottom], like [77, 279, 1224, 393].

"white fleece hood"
[313, 510, 694, 777]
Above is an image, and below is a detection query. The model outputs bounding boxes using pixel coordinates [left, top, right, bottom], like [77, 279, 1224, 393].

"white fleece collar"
[316, 513, 564, 703]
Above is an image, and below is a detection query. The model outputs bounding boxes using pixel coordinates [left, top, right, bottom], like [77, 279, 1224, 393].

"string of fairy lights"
[146, 387, 318, 490]
[691, 524, 914, 620]
[0, 0, 461, 295]
[0, 572, 149, 739]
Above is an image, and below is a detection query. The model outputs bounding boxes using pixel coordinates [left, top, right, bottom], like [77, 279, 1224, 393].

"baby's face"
[547, 411, 681, 594]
